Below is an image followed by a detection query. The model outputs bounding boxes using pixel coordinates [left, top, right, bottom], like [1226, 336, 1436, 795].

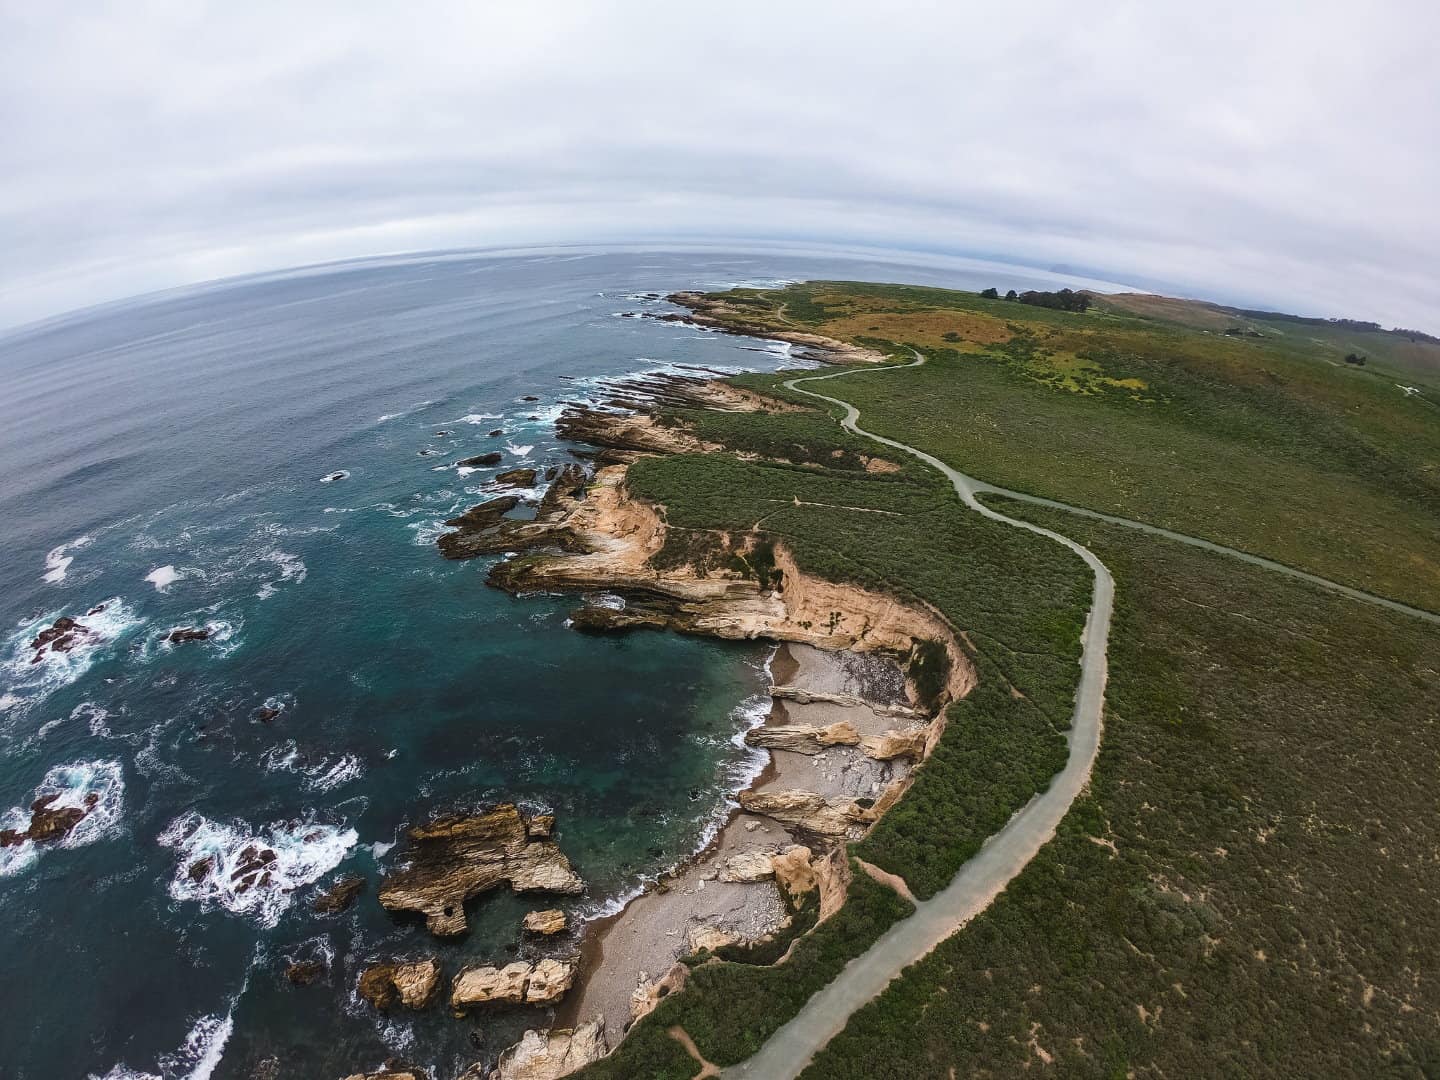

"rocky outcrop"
[860, 729, 929, 761]
[492, 1018, 606, 1080]
[378, 804, 583, 937]
[665, 292, 889, 364]
[166, 626, 212, 643]
[628, 961, 690, 1024]
[313, 874, 366, 913]
[457, 452, 504, 468]
[718, 851, 775, 883]
[744, 721, 860, 756]
[437, 466, 593, 562]
[0, 791, 101, 847]
[483, 467, 974, 707]
[526, 814, 555, 839]
[450, 958, 575, 1008]
[687, 925, 738, 952]
[738, 790, 866, 838]
[495, 467, 538, 488]
[341, 1070, 428, 1080]
[770, 845, 819, 900]
[523, 909, 567, 935]
[358, 959, 441, 1011]
[28, 614, 95, 663]
[768, 685, 924, 720]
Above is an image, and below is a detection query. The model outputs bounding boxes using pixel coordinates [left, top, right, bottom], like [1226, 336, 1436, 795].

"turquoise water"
[0, 250, 1037, 1079]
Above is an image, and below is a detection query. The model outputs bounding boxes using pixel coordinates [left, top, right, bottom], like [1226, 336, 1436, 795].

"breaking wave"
[0, 759, 126, 879]
[158, 811, 358, 928]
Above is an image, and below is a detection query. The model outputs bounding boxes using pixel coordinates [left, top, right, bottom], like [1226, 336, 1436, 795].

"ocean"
[0, 248, 1063, 1079]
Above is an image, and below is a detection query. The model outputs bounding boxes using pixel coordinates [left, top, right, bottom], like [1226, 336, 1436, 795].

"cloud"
[1, 0, 1436, 329]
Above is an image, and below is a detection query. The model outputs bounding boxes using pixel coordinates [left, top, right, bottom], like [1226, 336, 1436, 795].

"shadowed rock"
[313, 874, 366, 913]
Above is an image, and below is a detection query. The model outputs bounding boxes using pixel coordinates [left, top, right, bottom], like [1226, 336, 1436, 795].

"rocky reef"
[0, 791, 101, 847]
[377, 803, 583, 936]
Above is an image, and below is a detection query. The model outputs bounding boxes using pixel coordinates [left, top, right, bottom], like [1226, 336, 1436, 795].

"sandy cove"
[443, 382, 977, 1077]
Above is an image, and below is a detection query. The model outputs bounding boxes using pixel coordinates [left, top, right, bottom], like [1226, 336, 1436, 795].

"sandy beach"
[556, 640, 931, 1042]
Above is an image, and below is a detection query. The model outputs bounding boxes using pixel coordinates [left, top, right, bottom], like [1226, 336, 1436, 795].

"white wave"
[260, 741, 363, 792]
[158, 811, 357, 928]
[146, 565, 181, 591]
[0, 759, 125, 879]
[319, 470, 349, 483]
[407, 519, 449, 547]
[2, 599, 145, 717]
[454, 466, 477, 478]
[505, 442, 535, 458]
[255, 551, 305, 599]
[89, 998, 238, 1080]
[41, 535, 93, 583]
[455, 412, 502, 425]
[376, 399, 437, 423]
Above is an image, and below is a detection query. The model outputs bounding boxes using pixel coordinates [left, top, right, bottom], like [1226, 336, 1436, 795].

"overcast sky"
[2, 1, 1436, 331]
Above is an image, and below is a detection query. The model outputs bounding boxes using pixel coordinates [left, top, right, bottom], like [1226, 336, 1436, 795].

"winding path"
[725, 352, 1114, 1079]
[724, 348, 1440, 1080]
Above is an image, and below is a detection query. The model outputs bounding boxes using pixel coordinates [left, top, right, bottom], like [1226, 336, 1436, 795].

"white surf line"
[725, 349, 1114, 1079]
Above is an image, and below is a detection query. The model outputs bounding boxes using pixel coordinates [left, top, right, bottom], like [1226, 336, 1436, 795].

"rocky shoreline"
[407, 362, 975, 1078]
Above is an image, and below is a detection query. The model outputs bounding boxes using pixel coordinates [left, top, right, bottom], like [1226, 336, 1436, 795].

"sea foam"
[42, 535, 92, 583]
[158, 811, 357, 927]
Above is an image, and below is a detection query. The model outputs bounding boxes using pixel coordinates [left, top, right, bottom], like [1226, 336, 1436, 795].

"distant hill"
[1085, 291, 1440, 378]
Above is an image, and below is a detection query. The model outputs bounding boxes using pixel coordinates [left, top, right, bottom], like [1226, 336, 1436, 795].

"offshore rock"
[1, 791, 100, 847]
[313, 873, 366, 913]
[744, 721, 861, 756]
[166, 626, 213, 644]
[738, 790, 865, 838]
[378, 803, 583, 937]
[29, 615, 93, 662]
[450, 958, 575, 1008]
[494, 468, 538, 488]
[437, 467, 592, 562]
[492, 1017, 606, 1080]
[522, 909, 567, 935]
[358, 959, 441, 1011]
[286, 960, 326, 986]
[456, 451, 504, 468]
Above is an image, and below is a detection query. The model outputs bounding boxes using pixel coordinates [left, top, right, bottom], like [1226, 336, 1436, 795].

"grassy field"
[801, 503, 1440, 1079]
[693, 282, 1440, 612]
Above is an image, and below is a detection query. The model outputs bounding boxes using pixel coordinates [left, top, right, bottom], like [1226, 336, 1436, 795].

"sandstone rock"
[394, 959, 442, 1008]
[628, 962, 689, 1024]
[313, 874, 365, 913]
[744, 721, 860, 755]
[526, 814, 555, 839]
[495, 468, 538, 488]
[456, 452, 504, 468]
[522, 909, 567, 935]
[524, 958, 575, 1004]
[687, 925, 737, 953]
[738, 790, 864, 837]
[450, 961, 531, 1007]
[378, 804, 583, 936]
[444, 495, 520, 530]
[341, 1069, 428, 1080]
[768, 684, 924, 720]
[770, 845, 818, 899]
[718, 851, 774, 883]
[492, 1019, 606, 1080]
[860, 729, 928, 761]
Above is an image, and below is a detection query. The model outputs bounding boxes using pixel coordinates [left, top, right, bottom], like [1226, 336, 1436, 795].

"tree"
[1005, 289, 1018, 301]
[980, 287, 1000, 299]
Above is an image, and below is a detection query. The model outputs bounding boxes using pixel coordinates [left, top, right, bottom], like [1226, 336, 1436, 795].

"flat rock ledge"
[378, 803, 583, 937]
[738, 790, 867, 838]
[451, 958, 576, 1008]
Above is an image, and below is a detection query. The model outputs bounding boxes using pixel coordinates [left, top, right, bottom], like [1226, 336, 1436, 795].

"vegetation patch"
[801, 504, 1440, 1079]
